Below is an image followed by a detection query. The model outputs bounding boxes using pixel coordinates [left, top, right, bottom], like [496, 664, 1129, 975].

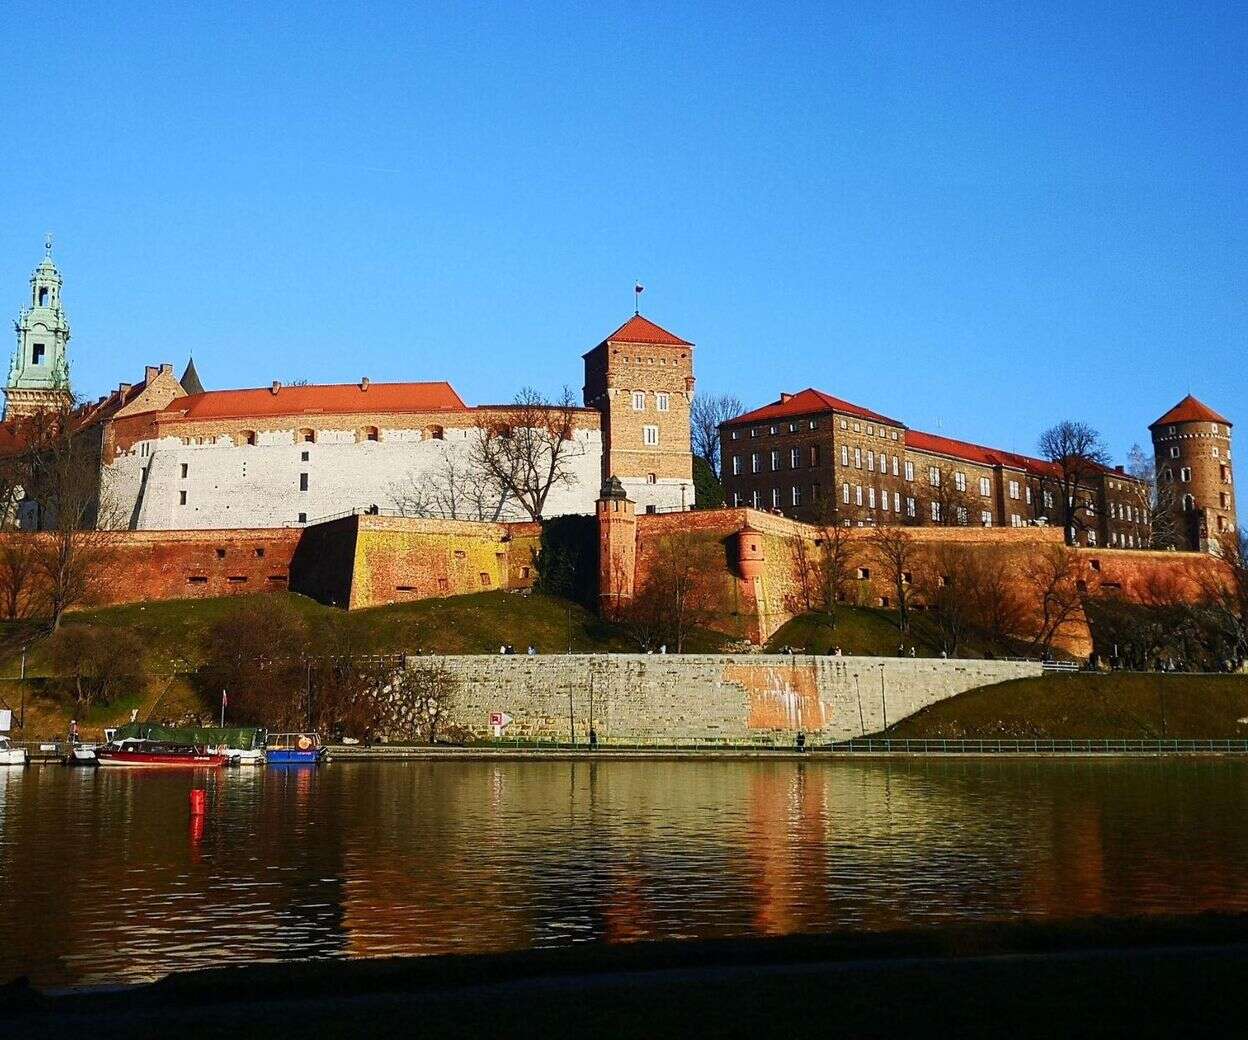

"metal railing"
[823, 738, 1248, 754]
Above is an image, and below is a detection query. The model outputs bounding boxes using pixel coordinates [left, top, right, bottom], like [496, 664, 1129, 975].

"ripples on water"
[1, 758, 1247, 987]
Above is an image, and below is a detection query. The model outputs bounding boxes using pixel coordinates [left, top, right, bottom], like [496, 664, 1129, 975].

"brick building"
[1150, 395, 1236, 553]
[582, 314, 696, 513]
[719, 387, 1158, 549]
[4, 243, 696, 530]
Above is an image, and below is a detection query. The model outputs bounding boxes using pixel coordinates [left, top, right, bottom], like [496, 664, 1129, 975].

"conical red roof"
[600, 314, 692, 347]
[1150, 394, 1232, 428]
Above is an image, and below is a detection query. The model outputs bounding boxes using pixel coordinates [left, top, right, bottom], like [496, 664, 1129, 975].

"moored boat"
[0, 737, 27, 767]
[95, 738, 226, 768]
[65, 744, 99, 767]
[109, 723, 266, 766]
[266, 732, 325, 765]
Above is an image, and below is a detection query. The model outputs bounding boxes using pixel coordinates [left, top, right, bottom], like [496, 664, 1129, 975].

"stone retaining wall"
[406, 654, 1042, 745]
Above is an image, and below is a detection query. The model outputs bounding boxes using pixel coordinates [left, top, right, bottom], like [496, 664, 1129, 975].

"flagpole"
[221, 689, 226, 727]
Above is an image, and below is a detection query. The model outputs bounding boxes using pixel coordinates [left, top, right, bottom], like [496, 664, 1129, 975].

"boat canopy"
[111, 723, 267, 751]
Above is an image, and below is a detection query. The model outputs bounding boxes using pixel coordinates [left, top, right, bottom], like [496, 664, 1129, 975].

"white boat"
[66, 744, 98, 767]
[227, 747, 265, 766]
[0, 737, 28, 767]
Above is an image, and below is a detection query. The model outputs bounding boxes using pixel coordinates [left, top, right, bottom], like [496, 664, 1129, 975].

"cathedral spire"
[5, 240, 73, 419]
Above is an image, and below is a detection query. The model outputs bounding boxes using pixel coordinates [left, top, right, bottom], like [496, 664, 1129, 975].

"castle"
[3, 243, 1238, 557]
[4, 247, 695, 529]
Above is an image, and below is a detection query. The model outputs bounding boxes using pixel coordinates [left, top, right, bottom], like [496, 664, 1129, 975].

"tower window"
[179, 490, 187, 506]
[643, 425, 659, 446]
[299, 472, 309, 492]
[180, 464, 189, 478]
[38, 288, 48, 306]
[31, 343, 46, 365]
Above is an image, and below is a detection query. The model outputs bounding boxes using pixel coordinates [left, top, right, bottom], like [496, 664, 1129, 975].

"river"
[2, 757, 1247, 988]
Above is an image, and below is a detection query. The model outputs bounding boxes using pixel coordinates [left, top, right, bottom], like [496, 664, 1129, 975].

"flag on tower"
[635, 282, 644, 295]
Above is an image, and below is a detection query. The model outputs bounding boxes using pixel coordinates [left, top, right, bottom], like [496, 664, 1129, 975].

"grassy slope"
[765, 606, 1043, 660]
[888, 672, 1248, 740]
[0, 591, 733, 737]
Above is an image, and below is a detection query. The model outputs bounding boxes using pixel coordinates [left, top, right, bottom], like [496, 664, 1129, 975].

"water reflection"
[1, 758, 1247, 987]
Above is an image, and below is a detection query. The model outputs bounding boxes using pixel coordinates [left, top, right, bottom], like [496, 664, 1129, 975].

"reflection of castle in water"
[5, 760, 1248, 986]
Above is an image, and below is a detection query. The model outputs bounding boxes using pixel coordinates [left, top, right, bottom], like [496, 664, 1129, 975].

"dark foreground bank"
[6, 915, 1248, 1038]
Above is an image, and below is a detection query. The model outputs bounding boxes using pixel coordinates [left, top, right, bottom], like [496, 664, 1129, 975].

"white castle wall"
[104, 425, 604, 530]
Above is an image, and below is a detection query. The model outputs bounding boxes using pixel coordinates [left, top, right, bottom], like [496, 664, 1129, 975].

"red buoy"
[189, 788, 206, 816]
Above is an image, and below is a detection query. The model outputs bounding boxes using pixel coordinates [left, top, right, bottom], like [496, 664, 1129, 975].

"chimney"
[1115, 465, 1125, 473]
[360, 377, 370, 391]
[160, 363, 172, 375]
[144, 366, 158, 385]
[118, 383, 132, 397]
[779, 392, 793, 403]
[270, 381, 281, 395]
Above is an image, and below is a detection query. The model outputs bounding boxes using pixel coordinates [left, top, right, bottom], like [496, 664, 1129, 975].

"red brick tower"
[1150, 395, 1236, 553]
[597, 476, 636, 615]
[583, 314, 695, 515]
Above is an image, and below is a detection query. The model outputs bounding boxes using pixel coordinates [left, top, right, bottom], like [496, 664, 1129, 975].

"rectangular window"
[791, 485, 801, 506]
[632, 391, 646, 410]
[841, 445, 849, 466]
[894, 491, 901, 512]
[1009, 480, 1020, 500]
[655, 392, 669, 412]
[928, 466, 940, 487]
[881, 491, 889, 511]
[855, 485, 863, 506]
[892, 455, 899, 476]
[904, 461, 914, 481]
[751, 490, 760, 508]
[790, 447, 800, 469]
[178, 490, 187, 506]
[954, 471, 966, 492]
[1088, 531, 1097, 546]
[810, 419, 818, 430]
[809, 445, 820, 466]
[981, 510, 992, 526]
[868, 487, 876, 508]
[732, 492, 741, 506]
[770, 450, 780, 471]
[732, 456, 741, 476]
[906, 496, 916, 518]
[931, 501, 942, 522]
[301, 450, 310, 462]
[979, 476, 991, 497]
[867, 425, 874, 436]
[1180, 467, 1191, 482]
[299, 472, 309, 492]
[839, 418, 847, 429]
[878, 452, 886, 471]
[1025, 486, 1032, 505]
[854, 447, 862, 468]
[771, 487, 780, 508]
[842, 483, 850, 504]
[298, 512, 307, 523]
[751, 452, 761, 473]
[180, 463, 189, 479]
[1169, 446, 1180, 458]
[1044, 490, 1054, 509]
[867, 452, 875, 472]
[643, 425, 659, 446]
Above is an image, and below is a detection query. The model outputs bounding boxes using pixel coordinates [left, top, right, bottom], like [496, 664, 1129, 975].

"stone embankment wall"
[407, 653, 1042, 745]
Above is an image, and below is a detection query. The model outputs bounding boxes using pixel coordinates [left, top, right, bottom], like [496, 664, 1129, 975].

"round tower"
[736, 524, 766, 580]
[597, 476, 637, 614]
[1150, 395, 1236, 553]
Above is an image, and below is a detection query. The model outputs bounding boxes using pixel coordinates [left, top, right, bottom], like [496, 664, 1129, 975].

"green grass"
[765, 606, 1060, 661]
[888, 672, 1248, 739]
[0, 589, 733, 676]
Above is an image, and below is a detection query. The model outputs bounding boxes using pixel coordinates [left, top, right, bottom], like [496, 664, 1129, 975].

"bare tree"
[391, 443, 509, 521]
[789, 493, 857, 633]
[1022, 543, 1092, 654]
[388, 662, 461, 744]
[21, 402, 121, 630]
[968, 545, 1029, 646]
[626, 530, 720, 651]
[914, 543, 976, 656]
[1204, 530, 1248, 668]
[0, 538, 39, 619]
[919, 463, 979, 527]
[1037, 421, 1111, 545]
[471, 387, 586, 521]
[1126, 443, 1178, 550]
[868, 526, 916, 634]
[691, 393, 745, 478]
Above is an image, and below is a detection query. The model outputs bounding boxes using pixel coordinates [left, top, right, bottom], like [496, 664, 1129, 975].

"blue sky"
[0, 2, 1243, 463]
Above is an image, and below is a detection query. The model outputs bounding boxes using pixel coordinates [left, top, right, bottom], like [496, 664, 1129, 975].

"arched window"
[297, 428, 316, 444]
[424, 425, 444, 441]
[357, 426, 380, 443]
[1183, 494, 1196, 512]
[238, 430, 257, 446]
[38, 287, 48, 306]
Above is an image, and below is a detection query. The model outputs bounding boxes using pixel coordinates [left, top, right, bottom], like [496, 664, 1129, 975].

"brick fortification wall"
[409, 654, 1042, 744]
[0, 528, 304, 609]
[619, 507, 1232, 654]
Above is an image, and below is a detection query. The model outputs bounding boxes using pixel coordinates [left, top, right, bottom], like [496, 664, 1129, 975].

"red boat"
[95, 738, 227, 769]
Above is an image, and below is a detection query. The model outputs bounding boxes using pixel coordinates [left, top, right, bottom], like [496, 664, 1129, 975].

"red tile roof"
[725, 388, 904, 429]
[156, 381, 468, 422]
[599, 314, 692, 347]
[1150, 394, 1232, 429]
[906, 429, 1057, 477]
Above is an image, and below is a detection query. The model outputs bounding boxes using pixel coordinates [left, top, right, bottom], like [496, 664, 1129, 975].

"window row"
[731, 446, 821, 474]
[630, 391, 671, 412]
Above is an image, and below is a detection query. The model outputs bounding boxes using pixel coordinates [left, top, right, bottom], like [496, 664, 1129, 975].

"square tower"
[583, 314, 695, 513]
